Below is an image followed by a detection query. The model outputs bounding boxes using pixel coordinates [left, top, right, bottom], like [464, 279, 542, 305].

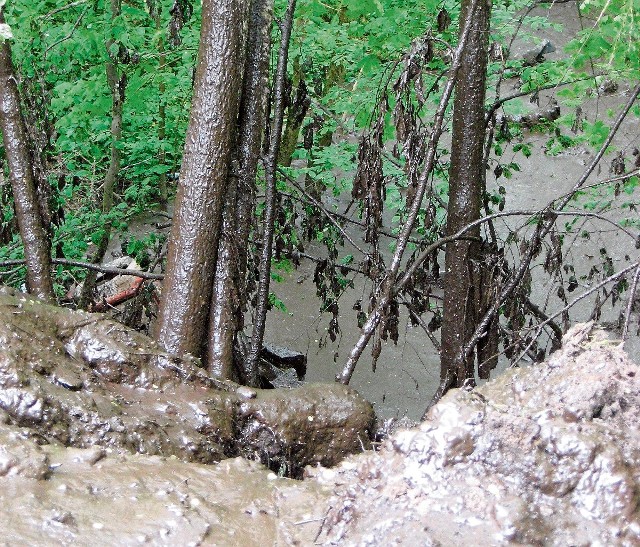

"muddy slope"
[312, 323, 640, 545]
[0, 429, 330, 545]
[0, 286, 374, 478]
[1, 292, 639, 545]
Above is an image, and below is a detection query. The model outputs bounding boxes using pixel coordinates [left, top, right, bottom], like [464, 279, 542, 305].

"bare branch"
[622, 265, 640, 342]
[337, 0, 481, 384]
[44, 5, 90, 56]
[246, 0, 297, 385]
[0, 258, 164, 280]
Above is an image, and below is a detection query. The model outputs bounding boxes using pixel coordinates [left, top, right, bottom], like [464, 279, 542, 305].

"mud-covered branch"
[0, 258, 164, 280]
[337, 0, 482, 385]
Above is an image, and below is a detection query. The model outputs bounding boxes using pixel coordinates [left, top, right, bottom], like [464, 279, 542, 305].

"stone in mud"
[261, 342, 307, 379]
[521, 39, 556, 65]
[0, 286, 374, 476]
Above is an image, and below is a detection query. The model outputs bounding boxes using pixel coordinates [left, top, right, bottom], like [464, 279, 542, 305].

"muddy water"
[263, 2, 640, 420]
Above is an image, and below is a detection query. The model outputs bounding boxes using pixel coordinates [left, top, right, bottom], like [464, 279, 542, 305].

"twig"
[44, 5, 90, 55]
[278, 187, 425, 245]
[278, 167, 369, 255]
[513, 260, 640, 364]
[485, 76, 595, 125]
[40, 0, 87, 19]
[337, 0, 481, 384]
[622, 264, 640, 342]
[400, 297, 441, 351]
[458, 82, 640, 370]
[0, 258, 164, 280]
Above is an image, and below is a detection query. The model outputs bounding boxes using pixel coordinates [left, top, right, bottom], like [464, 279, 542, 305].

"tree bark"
[206, 0, 274, 381]
[0, 12, 55, 302]
[156, 12, 168, 208]
[155, 0, 247, 357]
[245, 0, 298, 385]
[440, 0, 491, 387]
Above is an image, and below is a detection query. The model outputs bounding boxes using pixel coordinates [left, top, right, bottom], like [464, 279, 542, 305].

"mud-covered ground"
[1, 316, 639, 545]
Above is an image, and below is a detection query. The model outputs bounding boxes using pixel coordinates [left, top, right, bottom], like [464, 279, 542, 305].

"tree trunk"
[206, 0, 274, 381]
[278, 57, 310, 168]
[440, 0, 491, 387]
[245, 0, 298, 385]
[157, 22, 168, 208]
[0, 12, 55, 302]
[155, 0, 247, 357]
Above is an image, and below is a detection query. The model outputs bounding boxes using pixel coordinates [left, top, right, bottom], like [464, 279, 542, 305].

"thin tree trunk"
[245, 0, 297, 385]
[278, 57, 309, 167]
[78, 0, 125, 309]
[207, 0, 274, 381]
[155, 0, 247, 357]
[440, 0, 491, 387]
[0, 11, 55, 302]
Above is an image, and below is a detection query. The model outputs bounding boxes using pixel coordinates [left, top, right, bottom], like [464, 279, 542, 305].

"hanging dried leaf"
[610, 151, 625, 175]
[437, 9, 451, 32]
[371, 335, 382, 372]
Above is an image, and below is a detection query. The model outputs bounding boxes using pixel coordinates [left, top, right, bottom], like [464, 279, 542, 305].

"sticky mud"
[0, 286, 374, 479]
[310, 323, 640, 545]
[2, 322, 639, 545]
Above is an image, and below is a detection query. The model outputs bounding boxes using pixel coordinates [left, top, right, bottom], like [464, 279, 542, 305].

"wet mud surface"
[2, 321, 639, 545]
[0, 286, 374, 478]
[311, 323, 640, 545]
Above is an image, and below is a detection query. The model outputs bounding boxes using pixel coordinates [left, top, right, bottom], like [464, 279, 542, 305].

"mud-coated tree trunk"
[207, 0, 274, 380]
[0, 13, 55, 302]
[245, 0, 298, 386]
[440, 0, 491, 387]
[155, 0, 247, 357]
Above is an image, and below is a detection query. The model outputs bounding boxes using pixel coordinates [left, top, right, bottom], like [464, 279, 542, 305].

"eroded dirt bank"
[1, 291, 639, 545]
[311, 323, 640, 545]
[0, 286, 374, 478]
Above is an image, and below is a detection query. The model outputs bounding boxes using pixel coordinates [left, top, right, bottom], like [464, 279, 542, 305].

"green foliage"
[1, 0, 638, 316]
[0, 0, 201, 289]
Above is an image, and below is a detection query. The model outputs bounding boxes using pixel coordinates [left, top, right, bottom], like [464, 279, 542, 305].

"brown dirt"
[310, 323, 640, 545]
[0, 285, 374, 478]
[2, 319, 639, 545]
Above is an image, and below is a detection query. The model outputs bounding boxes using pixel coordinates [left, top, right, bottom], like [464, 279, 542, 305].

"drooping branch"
[336, 0, 481, 385]
[456, 82, 640, 373]
[246, 0, 298, 385]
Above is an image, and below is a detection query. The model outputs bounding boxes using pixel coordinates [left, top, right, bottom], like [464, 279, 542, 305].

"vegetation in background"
[1, 0, 638, 407]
